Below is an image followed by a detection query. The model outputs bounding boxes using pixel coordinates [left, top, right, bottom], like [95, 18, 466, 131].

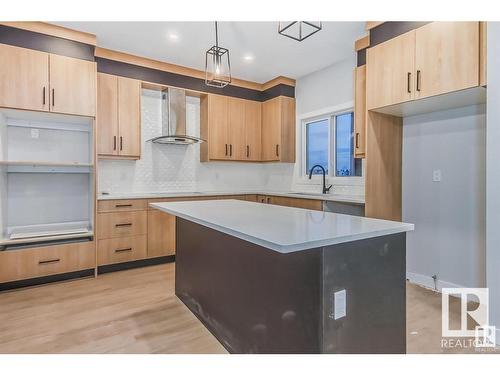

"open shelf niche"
[0, 109, 95, 247]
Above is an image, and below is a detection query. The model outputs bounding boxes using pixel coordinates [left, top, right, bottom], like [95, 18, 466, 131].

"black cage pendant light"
[278, 22, 322, 42]
[205, 21, 231, 88]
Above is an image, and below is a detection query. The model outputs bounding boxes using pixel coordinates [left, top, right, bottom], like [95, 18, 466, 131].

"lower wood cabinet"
[147, 209, 176, 257]
[256, 195, 323, 211]
[0, 240, 95, 283]
[96, 211, 147, 239]
[97, 235, 147, 266]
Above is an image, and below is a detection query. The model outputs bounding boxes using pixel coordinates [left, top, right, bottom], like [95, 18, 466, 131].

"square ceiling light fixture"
[278, 21, 322, 42]
[205, 21, 231, 88]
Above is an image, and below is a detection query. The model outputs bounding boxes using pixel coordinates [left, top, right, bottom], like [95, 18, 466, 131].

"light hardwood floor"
[0, 263, 490, 354]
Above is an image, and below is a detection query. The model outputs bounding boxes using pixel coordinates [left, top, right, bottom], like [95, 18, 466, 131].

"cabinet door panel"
[354, 65, 366, 158]
[208, 95, 230, 160]
[228, 97, 246, 160]
[261, 97, 281, 161]
[245, 100, 262, 161]
[366, 31, 415, 109]
[0, 44, 49, 112]
[49, 54, 96, 116]
[97, 73, 118, 155]
[415, 22, 479, 99]
[147, 209, 176, 258]
[118, 77, 141, 157]
[279, 96, 296, 163]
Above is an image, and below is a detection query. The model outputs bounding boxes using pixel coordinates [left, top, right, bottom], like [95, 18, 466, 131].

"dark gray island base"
[175, 218, 406, 354]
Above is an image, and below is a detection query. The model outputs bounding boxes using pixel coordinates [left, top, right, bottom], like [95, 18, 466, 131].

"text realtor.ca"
[441, 288, 498, 351]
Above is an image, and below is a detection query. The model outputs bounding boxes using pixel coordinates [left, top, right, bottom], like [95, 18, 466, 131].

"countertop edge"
[150, 202, 413, 253]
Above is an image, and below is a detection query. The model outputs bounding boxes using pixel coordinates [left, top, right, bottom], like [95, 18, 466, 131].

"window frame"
[299, 104, 363, 185]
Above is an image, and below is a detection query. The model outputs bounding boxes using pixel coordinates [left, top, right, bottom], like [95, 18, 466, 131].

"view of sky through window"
[306, 119, 329, 175]
[335, 112, 354, 176]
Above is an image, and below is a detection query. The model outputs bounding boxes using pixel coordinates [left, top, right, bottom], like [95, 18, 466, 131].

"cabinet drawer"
[97, 235, 147, 266]
[97, 199, 147, 213]
[0, 240, 95, 283]
[97, 211, 147, 239]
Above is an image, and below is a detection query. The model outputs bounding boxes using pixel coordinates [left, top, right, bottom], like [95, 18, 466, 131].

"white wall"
[486, 22, 500, 334]
[98, 90, 293, 195]
[292, 56, 364, 197]
[404, 105, 486, 289]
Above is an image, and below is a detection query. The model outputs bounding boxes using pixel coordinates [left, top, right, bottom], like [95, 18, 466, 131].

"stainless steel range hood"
[147, 87, 205, 145]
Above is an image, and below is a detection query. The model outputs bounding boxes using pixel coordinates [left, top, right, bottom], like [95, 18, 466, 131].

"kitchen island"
[151, 199, 414, 354]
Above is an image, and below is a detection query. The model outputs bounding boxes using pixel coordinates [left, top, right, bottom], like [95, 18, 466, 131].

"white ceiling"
[54, 22, 365, 83]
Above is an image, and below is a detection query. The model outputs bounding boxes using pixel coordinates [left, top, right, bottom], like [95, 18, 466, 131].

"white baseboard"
[406, 271, 480, 302]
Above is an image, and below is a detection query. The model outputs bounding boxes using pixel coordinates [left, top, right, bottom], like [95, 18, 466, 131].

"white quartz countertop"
[150, 199, 413, 253]
[98, 190, 365, 205]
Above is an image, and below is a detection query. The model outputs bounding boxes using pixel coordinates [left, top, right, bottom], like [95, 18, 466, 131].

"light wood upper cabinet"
[366, 30, 416, 110]
[262, 97, 281, 161]
[207, 94, 230, 160]
[201, 95, 263, 162]
[245, 100, 262, 161]
[97, 73, 141, 158]
[262, 96, 296, 162]
[414, 22, 479, 100]
[118, 77, 141, 157]
[367, 22, 481, 110]
[49, 54, 96, 117]
[0, 43, 49, 112]
[0, 44, 96, 116]
[228, 97, 246, 160]
[354, 65, 366, 158]
[97, 73, 118, 156]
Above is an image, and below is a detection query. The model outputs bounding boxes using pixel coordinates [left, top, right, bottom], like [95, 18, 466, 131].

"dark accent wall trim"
[370, 21, 431, 48]
[97, 57, 295, 101]
[357, 49, 366, 67]
[0, 269, 95, 292]
[97, 255, 175, 274]
[260, 83, 295, 101]
[0, 24, 95, 61]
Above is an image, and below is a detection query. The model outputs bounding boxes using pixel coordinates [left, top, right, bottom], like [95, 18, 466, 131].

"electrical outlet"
[30, 128, 39, 139]
[333, 289, 346, 320]
[433, 169, 442, 182]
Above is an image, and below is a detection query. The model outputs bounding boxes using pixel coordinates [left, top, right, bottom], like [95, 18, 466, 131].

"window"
[305, 118, 329, 175]
[304, 111, 360, 177]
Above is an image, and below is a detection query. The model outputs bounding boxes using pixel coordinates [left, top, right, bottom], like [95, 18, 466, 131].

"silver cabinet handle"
[407, 72, 411, 93]
[416, 70, 421, 92]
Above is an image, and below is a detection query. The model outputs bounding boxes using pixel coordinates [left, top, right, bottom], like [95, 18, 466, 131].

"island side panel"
[321, 233, 406, 353]
[175, 218, 322, 354]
